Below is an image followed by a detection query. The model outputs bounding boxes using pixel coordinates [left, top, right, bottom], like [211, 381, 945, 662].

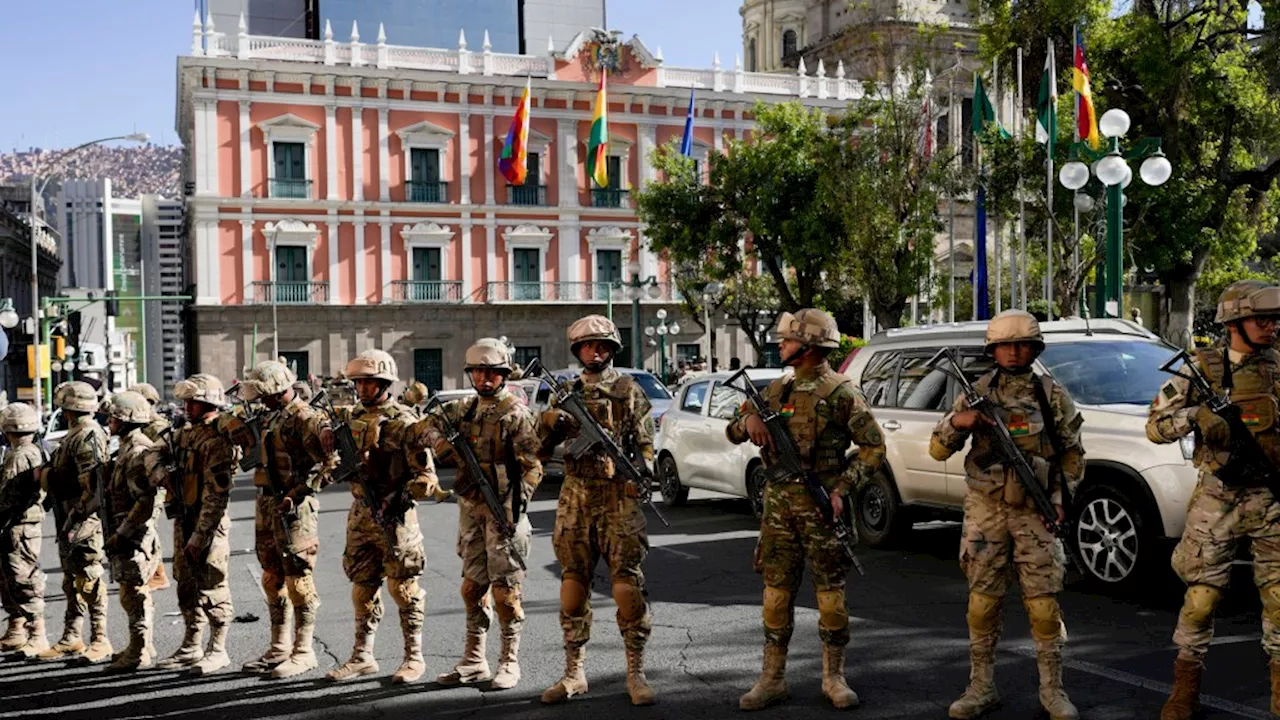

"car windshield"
[629, 373, 672, 400]
[1038, 339, 1177, 406]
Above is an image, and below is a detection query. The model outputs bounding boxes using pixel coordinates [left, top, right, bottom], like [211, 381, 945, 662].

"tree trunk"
[1160, 271, 1198, 349]
[873, 298, 907, 331]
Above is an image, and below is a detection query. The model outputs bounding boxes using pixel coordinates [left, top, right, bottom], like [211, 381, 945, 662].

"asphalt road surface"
[0, 471, 1272, 719]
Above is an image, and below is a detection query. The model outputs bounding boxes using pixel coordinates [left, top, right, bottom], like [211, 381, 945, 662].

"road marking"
[245, 563, 268, 603]
[649, 529, 759, 561]
[654, 546, 699, 560]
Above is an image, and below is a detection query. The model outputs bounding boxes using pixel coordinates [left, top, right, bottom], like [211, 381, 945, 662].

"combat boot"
[36, 622, 85, 661]
[158, 612, 205, 670]
[326, 624, 379, 681]
[821, 644, 859, 709]
[437, 630, 490, 686]
[242, 603, 290, 672]
[1, 617, 28, 652]
[188, 622, 230, 675]
[949, 648, 999, 718]
[739, 645, 790, 711]
[1161, 657, 1203, 720]
[625, 646, 656, 706]
[391, 631, 425, 684]
[1037, 646, 1078, 720]
[80, 615, 114, 665]
[490, 627, 521, 690]
[16, 616, 49, 659]
[271, 607, 318, 679]
[540, 644, 588, 704]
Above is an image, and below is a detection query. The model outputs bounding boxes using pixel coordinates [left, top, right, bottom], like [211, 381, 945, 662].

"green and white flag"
[1036, 39, 1058, 156]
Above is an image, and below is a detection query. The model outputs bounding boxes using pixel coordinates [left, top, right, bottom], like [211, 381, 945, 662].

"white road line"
[654, 546, 700, 560]
[245, 562, 268, 603]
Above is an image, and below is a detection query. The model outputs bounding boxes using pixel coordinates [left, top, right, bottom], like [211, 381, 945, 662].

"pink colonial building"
[177, 15, 863, 389]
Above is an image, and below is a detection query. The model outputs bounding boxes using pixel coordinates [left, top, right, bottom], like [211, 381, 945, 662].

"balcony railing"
[390, 280, 463, 303]
[269, 178, 313, 199]
[591, 188, 630, 208]
[252, 281, 329, 304]
[407, 180, 449, 203]
[483, 281, 674, 303]
[507, 184, 547, 206]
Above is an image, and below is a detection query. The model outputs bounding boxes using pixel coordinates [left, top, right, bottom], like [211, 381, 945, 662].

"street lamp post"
[644, 308, 681, 382]
[615, 260, 662, 368]
[701, 282, 723, 370]
[1057, 109, 1172, 318]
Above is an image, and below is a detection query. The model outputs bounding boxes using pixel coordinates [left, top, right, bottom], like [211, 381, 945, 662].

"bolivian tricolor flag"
[498, 78, 531, 184]
[587, 70, 609, 188]
[1073, 26, 1101, 149]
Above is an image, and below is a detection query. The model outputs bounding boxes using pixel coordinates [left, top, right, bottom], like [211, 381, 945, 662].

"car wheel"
[855, 470, 910, 548]
[746, 462, 767, 519]
[658, 455, 690, 507]
[1073, 482, 1153, 588]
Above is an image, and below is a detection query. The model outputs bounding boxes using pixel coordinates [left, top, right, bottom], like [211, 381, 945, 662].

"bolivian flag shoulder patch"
[780, 404, 796, 418]
[1008, 415, 1030, 436]
[1243, 413, 1262, 428]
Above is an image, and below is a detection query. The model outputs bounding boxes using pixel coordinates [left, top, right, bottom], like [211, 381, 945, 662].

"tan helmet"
[775, 309, 841, 349]
[568, 315, 623, 355]
[252, 360, 297, 396]
[400, 380, 430, 406]
[344, 349, 399, 383]
[174, 373, 228, 407]
[1215, 280, 1280, 323]
[108, 391, 155, 424]
[128, 383, 161, 405]
[58, 381, 100, 413]
[464, 338, 513, 373]
[984, 309, 1045, 353]
[0, 403, 39, 434]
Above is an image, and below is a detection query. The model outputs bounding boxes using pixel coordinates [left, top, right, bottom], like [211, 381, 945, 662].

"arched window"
[747, 38, 757, 72]
[782, 29, 797, 58]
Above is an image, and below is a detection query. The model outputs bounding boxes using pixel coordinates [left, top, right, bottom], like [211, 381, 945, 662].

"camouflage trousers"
[173, 514, 235, 626]
[0, 519, 45, 623]
[754, 482, 854, 647]
[53, 508, 107, 637]
[960, 489, 1065, 599]
[109, 525, 162, 588]
[342, 498, 426, 635]
[551, 476, 651, 648]
[457, 494, 531, 589]
[1172, 474, 1280, 659]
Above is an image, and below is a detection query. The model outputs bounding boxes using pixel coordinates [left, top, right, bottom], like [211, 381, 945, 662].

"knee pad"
[762, 586, 793, 630]
[1024, 595, 1065, 643]
[1180, 584, 1222, 628]
[561, 577, 588, 615]
[967, 592, 1002, 634]
[1261, 584, 1280, 628]
[492, 584, 524, 625]
[387, 577, 423, 609]
[816, 589, 848, 631]
[352, 583, 383, 621]
[611, 580, 646, 621]
[460, 578, 490, 611]
[285, 575, 319, 609]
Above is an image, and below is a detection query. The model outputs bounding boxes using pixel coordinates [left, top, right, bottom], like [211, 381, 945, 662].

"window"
[413, 348, 443, 392]
[274, 245, 308, 303]
[409, 148, 444, 202]
[272, 141, 308, 198]
[858, 351, 900, 407]
[896, 352, 950, 410]
[782, 29, 797, 58]
[747, 38, 757, 72]
[607, 155, 622, 189]
[936, 114, 951, 152]
[279, 351, 309, 380]
[592, 156, 627, 207]
[513, 346, 540, 370]
[615, 327, 634, 368]
[681, 380, 710, 413]
[762, 343, 781, 368]
[509, 152, 544, 205]
[676, 343, 700, 364]
[412, 248, 441, 282]
[708, 382, 744, 420]
[512, 248, 541, 300]
[596, 248, 621, 297]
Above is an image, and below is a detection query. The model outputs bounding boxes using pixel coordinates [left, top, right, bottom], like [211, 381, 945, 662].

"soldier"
[1148, 281, 1280, 719]
[415, 339, 542, 690]
[129, 382, 172, 592]
[241, 360, 335, 679]
[538, 315, 657, 706]
[400, 380, 430, 410]
[727, 309, 886, 712]
[929, 309, 1085, 720]
[0, 403, 49, 658]
[156, 374, 237, 675]
[325, 349, 440, 685]
[101, 391, 168, 673]
[37, 381, 112, 663]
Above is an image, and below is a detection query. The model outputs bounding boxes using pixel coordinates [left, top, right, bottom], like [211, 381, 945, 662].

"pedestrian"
[0, 403, 49, 659]
[929, 309, 1085, 720]
[416, 338, 542, 690]
[727, 308, 886, 711]
[1147, 280, 1280, 719]
[241, 360, 336, 679]
[325, 349, 442, 685]
[730, 357, 742, 371]
[156, 374, 237, 675]
[100, 391, 167, 673]
[128, 382, 172, 592]
[37, 381, 112, 663]
[538, 315, 657, 706]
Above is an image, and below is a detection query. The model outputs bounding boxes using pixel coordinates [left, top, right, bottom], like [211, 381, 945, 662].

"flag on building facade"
[1073, 27, 1101, 148]
[1036, 39, 1058, 156]
[587, 71, 610, 188]
[970, 74, 1003, 321]
[680, 87, 696, 157]
[497, 78, 532, 184]
[971, 75, 1008, 141]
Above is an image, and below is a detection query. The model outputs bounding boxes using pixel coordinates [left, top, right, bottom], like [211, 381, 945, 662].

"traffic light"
[105, 289, 119, 317]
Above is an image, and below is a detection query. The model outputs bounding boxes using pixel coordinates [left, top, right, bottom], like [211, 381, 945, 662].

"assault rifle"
[310, 390, 412, 527]
[61, 440, 116, 582]
[1159, 348, 1280, 493]
[424, 396, 526, 571]
[529, 360, 669, 527]
[227, 382, 264, 472]
[926, 348, 1087, 574]
[724, 368, 864, 576]
[262, 425, 297, 531]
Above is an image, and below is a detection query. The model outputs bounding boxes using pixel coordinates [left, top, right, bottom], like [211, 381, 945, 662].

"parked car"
[654, 368, 787, 517]
[842, 318, 1198, 588]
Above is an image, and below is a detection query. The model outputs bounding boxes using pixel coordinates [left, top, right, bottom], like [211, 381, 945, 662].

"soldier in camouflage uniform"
[0, 403, 49, 658]
[400, 380, 430, 411]
[325, 349, 441, 685]
[241, 360, 336, 679]
[101, 392, 168, 673]
[156, 374, 238, 675]
[727, 309, 886, 712]
[929, 310, 1085, 720]
[538, 315, 657, 706]
[128, 382, 172, 592]
[415, 339, 542, 690]
[38, 381, 113, 663]
[1147, 281, 1280, 719]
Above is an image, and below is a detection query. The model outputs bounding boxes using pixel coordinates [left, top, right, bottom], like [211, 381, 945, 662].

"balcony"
[390, 280, 463, 303]
[507, 184, 547, 206]
[591, 188, 630, 208]
[251, 281, 329, 304]
[269, 178, 313, 199]
[483, 281, 674, 303]
[407, 180, 449, 203]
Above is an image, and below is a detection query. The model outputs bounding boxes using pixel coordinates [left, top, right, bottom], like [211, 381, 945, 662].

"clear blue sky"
[0, 0, 745, 152]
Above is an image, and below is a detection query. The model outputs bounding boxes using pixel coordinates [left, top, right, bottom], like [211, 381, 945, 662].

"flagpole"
[1017, 47, 1027, 310]
[992, 58, 1002, 314]
[1045, 38, 1056, 320]
[948, 76, 956, 323]
[1072, 29, 1081, 316]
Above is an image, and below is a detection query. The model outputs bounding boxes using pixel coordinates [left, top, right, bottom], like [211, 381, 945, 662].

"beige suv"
[842, 318, 1198, 588]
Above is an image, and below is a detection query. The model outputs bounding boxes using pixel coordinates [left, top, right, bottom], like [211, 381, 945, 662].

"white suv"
[842, 318, 1198, 588]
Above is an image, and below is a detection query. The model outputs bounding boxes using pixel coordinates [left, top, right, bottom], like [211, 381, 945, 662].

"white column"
[637, 124, 656, 190]
[240, 219, 254, 299]
[378, 107, 390, 201]
[714, 122, 724, 154]
[205, 99, 220, 196]
[561, 215, 580, 283]
[484, 214, 497, 290]
[194, 99, 213, 196]
[327, 212, 339, 305]
[460, 215, 473, 297]
[195, 217, 219, 305]
[639, 229, 656, 283]
[351, 105, 364, 202]
[325, 104, 338, 200]
[484, 113, 496, 204]
[557, 118, 579, 207]
[380, 212, 392, 298]
[353, 218, 367, 304]
[239, 101, 252, 197]
[458, 111, 472, 205]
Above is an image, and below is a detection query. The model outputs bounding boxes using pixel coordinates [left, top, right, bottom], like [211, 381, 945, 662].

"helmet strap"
[781, 343, 811, 367]
[1231, 320, 1272, 352]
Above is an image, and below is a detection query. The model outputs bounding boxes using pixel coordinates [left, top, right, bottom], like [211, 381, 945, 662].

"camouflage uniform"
[101, 392, 168, 673]
[162, 374, 238, 675]
[727, 309, 886, 712]
[0, 403, 48, 657]
[128, 383, 171, 593]
[416, 338, 543, 690]
[538, 315, 657, 706]
[326, 349, 441, 685]
[930, 310, 1084, 720]
[1147, 281, 1280, 719]
[39, 382, 112, 663]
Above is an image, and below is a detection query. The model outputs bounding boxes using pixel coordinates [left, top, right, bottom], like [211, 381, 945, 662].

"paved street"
[0, 471, 1273, 719]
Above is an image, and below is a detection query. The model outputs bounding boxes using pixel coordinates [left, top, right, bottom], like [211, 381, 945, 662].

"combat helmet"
[128, 383, 161, 405]
[344, 349, 399, 384]
[984, 309, 1045, 354]
[400, 381, 430, 407]
[1215, 280, 1280, 324]
[464, 338, 513, 373]
[0, 403, 39, 434]
[107, 391, 155, 425]
[568, 315, 623, 355]
[776, 309, 841, 349]
[251, 360, 297, 397]
[174, 373, 228, 407]
[58, 381, 100, 413]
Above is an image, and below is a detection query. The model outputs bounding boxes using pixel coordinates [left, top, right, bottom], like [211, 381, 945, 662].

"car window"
[858, 351, 900, 407]
[897, 351, 949, 410]
[629, 372, 673, 400]
[1039, 339, 1177, 405]
[681, 381, 710, 413]
[708, 383, 742, 420]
